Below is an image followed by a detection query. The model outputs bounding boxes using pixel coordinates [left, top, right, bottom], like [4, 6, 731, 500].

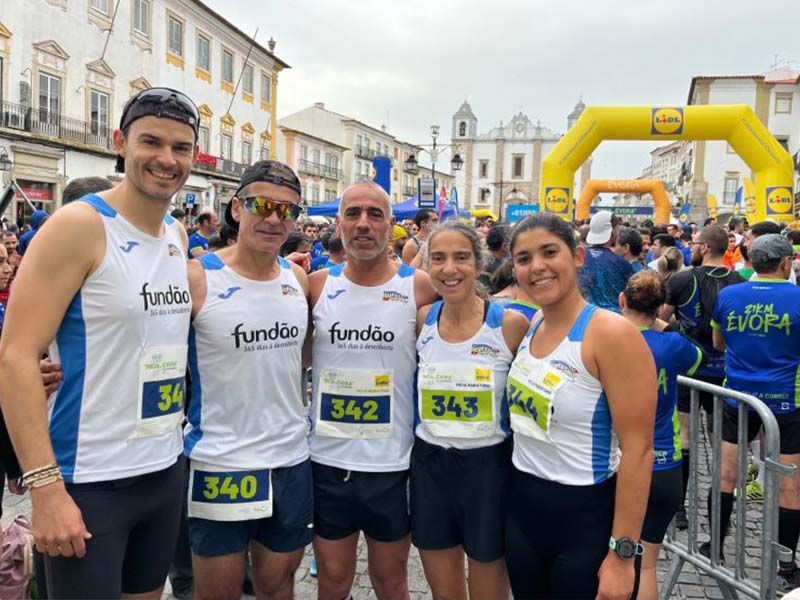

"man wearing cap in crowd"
[708, 233, 800, 591]
[578, 211, 634, 313]
[183, 160, 314, 599]
[0, 87, 198, 598]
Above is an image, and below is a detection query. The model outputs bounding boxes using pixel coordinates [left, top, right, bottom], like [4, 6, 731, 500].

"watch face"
[616, 538, 637, 559]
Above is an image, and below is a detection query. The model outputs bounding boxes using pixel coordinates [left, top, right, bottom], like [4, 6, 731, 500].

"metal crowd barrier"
[661, 376, 796, 599]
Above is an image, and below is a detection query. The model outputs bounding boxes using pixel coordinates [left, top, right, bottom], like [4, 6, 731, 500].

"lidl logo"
[678, 213, 688, 223]
[651, 107, 684, 135]
[374, 374, 390, 387]
[544, 187, 570, 214]
[766, 186, 793, 214]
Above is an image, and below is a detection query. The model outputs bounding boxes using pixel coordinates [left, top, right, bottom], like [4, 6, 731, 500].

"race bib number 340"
[316, 368, 393, 439]
[188, 461, 272, 521]
[418, 363, 495, 439]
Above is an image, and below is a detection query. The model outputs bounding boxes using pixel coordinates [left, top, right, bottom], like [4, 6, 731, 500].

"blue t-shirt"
[711, 278, 800, 414]
[310, 253, 330, 272]
[641, 329, 702, 471]
[579, 246, 634, 313]
[187, 231, 209, 257]
[680, 245, 692, 266]
[505, 300, 539, 322]
[631, 260, 645, 273]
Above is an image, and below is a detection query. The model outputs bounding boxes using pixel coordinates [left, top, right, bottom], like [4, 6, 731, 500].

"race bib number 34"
[134, 346, 187, 439]
[316, 369, 393, 439]
[418, 363, 495, 439]
[188, 461, 272, 521]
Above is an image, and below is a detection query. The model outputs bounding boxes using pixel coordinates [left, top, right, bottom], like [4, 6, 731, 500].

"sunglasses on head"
[241, 196, 303, 221]
[121, 88, 200, 129]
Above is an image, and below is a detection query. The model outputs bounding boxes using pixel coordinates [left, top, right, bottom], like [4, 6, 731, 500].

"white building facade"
[451, 99, 592, 216]
[277, 125, 347, 204]
[0, 0, 288, 225]
[687, 66, 800, 219]
[278, 102, 424, 205]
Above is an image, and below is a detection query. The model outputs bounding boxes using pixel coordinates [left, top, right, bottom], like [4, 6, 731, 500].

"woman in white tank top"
[504, 214, 657, 600]
[411, 222, 528, 600]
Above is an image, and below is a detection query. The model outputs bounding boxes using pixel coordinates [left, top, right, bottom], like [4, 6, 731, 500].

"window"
[198, 126, 209, 153]
[90, 90, 109, 136]
[775, 94, 793, 115]
[242, 140, 252, 165]
[222, 49, 234, 83]
[325, 153, 332, 167]
[300, 145, 308, 161]
[355, 135, 362, 150]
[221, 133, 232, 160]
[260, 72, 271, 103]
[512, 155, 524, 178]
[132, 0, 150, 36]
[0, 57, 4, 104]
[776, 136, 790, 151]
[723, 176, 739, 204]
[260, 143, 269, 160]
[312, 149, 321, 164]
[168, 15, 183, 56]
[38, 72, 61, 125]
[459, 121, 466, 136]
[91, 0, 109, 14]
[242, 64, 253, 95]
[479, 160, 488, 179]
[196, 34, 210, 71]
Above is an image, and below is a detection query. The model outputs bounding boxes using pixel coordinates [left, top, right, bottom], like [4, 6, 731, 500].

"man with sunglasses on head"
[0, 87, 198, 599]
[306, 181, 437, 600]
[183, 160, 313, 599]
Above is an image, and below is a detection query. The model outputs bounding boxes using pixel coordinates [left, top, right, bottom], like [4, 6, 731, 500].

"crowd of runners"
[0, 87, 798, 600]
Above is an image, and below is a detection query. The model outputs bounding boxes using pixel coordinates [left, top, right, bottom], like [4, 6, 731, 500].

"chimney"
[268, 37, 276, 53]
[381, 124, 387, 132]
[314, 102, 325, 109]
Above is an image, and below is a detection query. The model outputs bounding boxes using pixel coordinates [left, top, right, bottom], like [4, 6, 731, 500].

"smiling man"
[307, 182, 437, 600]
[0, 88, 197, 599]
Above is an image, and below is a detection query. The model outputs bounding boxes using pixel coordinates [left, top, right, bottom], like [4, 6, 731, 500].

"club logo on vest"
[168, 243, 182, 257]
[549, 359, 578, 380]
[140, 283, 191, 314]
[120, 241, 139, 253]
[281, 284, 300, 297]
[382, 290, 408, 303]
[217, 286, 242, 300]
[470, 343, 500, 357]
[231, 321, 301, 352]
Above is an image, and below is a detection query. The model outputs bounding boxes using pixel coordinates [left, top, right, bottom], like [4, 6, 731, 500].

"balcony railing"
[1, 100, 114, 149]
[404, 186, 415, 197]
[298, 159, 342, 180]
[0, 100, 248, 179]
[353, 145, 375, 160]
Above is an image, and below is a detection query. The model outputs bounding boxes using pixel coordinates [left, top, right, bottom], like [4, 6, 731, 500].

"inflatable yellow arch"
[540, 105, 795, 224]
[576, 179, 671, 224]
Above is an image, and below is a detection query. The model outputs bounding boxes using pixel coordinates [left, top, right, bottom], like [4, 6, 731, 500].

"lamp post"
[404, 125, 463, 213]
[0, 147, 11, 172]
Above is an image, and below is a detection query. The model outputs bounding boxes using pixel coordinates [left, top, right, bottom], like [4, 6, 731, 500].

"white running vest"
[507, 304, 620, 486]
[310, 263, 417, 472]
[184, 254, 309, 469]
[416, 301, 513, 449]
[48, 194, 189, 484]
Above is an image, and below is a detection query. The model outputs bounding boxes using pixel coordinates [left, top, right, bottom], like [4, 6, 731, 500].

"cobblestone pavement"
[1, 425, 787, 599]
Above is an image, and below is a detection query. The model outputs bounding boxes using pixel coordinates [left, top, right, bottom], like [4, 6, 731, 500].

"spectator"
[402, 209, 438, 264]
[62, 176, 114, 205]
[614, 227, 645, 272]
[188, 210, 219, 258]
[657, 247, 684, 281]
[647, 234, 676, 270]
[17, 210, 49, 257]
[578, 211, 633, 313]
[722, 232, 742, 269]
[478, 226, 509, 292]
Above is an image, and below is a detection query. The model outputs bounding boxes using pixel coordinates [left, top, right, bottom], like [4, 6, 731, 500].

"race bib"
[316, 368, 393, 439]
[134, 346, 187, 439]
[418, 362, 495, 439]
[506, 354, 565, 443]
[187, 461, 272, 521]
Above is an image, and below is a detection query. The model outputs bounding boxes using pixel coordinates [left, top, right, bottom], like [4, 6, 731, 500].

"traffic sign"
[185, 193, 197, 206]
[418, 178, 436, 208]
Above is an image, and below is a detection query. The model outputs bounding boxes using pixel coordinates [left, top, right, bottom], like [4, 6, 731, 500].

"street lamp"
[404, 125, 464, 207]
[0, 148, 11, 172]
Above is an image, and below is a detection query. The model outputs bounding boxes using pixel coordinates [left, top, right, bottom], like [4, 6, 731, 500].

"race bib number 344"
[316, 369, 393, 439]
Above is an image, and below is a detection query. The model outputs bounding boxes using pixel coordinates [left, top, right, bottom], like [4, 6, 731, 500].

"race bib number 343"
[316, 369, 393, 439]
[418, 363, 496, 439]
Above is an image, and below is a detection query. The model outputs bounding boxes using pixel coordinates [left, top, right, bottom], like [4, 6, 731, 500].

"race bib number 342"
[316, 369, 393, 439]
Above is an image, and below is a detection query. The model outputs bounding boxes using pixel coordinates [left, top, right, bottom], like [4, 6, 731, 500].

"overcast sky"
[206, 0, 799, 178]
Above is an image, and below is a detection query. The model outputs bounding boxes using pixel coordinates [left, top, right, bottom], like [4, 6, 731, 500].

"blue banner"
[506, 204, 539, 223]
[372, 156, 392, 195]
[732, 186, 743, 216]
[678, 202, 692, 224]
[589, 206, 653, 216]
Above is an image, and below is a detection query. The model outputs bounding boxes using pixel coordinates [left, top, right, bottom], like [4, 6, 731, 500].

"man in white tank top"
[0, 88, 198, 599]
[307, 182, 437, 600]
[184, 161, 313, 599]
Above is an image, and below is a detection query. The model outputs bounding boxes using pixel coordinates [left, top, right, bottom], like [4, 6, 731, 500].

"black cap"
[116, 87, 200, 173]
[225, 160, 302, 230]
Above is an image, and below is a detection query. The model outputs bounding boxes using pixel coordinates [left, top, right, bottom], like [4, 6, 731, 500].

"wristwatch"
[609, 536, 644, 560]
